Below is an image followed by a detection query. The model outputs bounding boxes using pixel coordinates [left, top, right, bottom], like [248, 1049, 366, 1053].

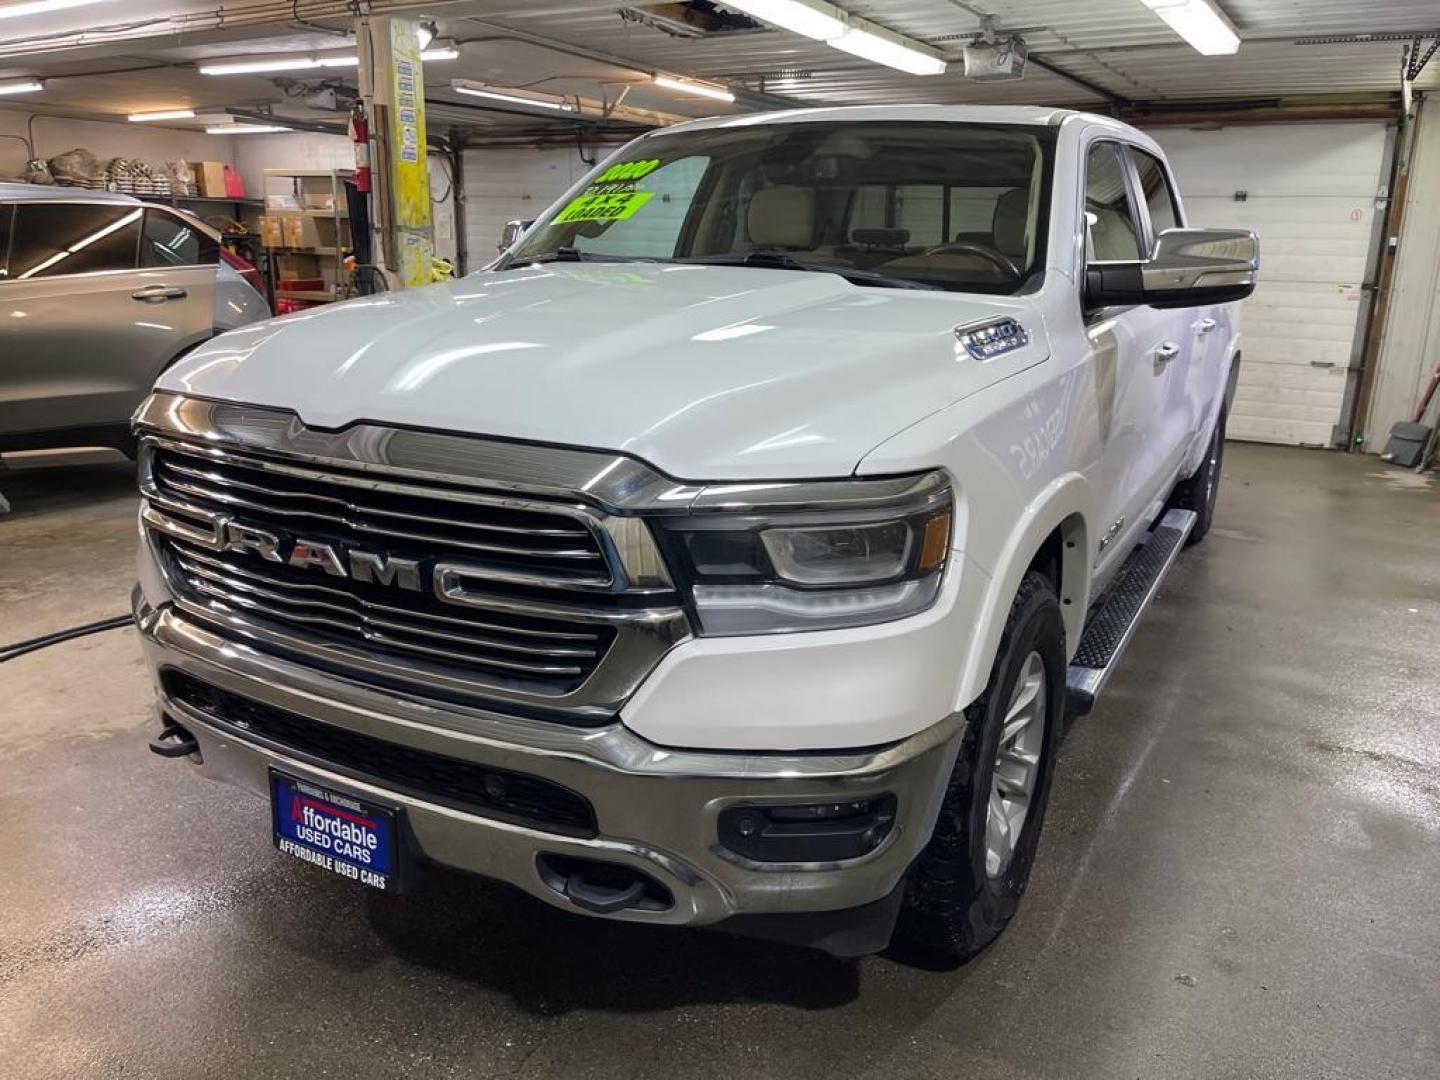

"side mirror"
[1086, 227, 1259, 310]
[498, 218, 535, 252]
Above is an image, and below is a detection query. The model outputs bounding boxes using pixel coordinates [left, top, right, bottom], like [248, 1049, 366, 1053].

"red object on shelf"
[223, 164, 246, 198]
[275, 298, 319, 315]
[219, 248, 264, 296]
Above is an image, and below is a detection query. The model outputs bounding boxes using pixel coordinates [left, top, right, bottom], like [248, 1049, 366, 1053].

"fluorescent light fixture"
[0, 0, 105, 19]
[206, 124, 290, 134]
[652, 74, 736, 103]
[829, 20, 947, 75]
[721, 0, 846, 41]
[421, 45, 460, 61]
[0, 78, 42, 95]
[128, 108, 196, 122]
[450, 80, 576, 112]
[199, 54, 358, 76]
[417, 22, 435, 50]
[1139, 0, 1240, 55]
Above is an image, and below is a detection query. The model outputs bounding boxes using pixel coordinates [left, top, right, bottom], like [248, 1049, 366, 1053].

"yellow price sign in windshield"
[554, 190, 654, 225]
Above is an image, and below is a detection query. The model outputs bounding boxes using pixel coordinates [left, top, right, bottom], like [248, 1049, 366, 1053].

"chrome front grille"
[167, 542, 609, 682]
[135, 394, 691, 722]
[148, 440, 613, 589]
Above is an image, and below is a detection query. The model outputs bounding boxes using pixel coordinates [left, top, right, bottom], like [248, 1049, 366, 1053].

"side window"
[1083, 142, 1142, 263]
[0, 204, 12, 280]
[8, 203, 142, 280]
[140, 209, 217, 268]
[1128, 148, 1181, 245]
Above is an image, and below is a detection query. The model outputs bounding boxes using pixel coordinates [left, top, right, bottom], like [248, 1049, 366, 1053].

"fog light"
[718, 796, 897, 863]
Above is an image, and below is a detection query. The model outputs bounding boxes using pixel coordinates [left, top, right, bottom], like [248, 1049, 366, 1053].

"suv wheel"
[894, 570, 1066, 961]
[1169, 405, 1227, 545]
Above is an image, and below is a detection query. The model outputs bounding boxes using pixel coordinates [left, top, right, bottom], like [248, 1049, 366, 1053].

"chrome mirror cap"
[1086, 227, 1259, 311]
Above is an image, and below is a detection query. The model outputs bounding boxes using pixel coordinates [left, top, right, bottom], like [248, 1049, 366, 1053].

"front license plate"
[270, 770, 399, 891]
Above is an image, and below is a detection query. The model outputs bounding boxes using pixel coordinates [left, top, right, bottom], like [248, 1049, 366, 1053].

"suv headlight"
[651, 472, 952, 636]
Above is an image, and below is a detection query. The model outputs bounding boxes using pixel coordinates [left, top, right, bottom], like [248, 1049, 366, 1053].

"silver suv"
[0, 184, 270, 457]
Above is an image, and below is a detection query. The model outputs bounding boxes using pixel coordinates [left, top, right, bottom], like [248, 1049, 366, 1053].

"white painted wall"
[1366, 97, 1440, 446]
[0, 109, 224, 180]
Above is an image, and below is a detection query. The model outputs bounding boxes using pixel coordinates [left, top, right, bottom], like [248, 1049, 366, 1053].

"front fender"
[955, 473, 1093, 707]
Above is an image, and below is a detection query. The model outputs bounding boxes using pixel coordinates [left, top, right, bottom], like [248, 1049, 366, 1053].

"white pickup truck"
[134, 105, 1256, 960]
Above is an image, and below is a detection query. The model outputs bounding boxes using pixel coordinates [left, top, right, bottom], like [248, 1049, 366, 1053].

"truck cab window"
[1128, 148, 1182, 244]
[1083, 142, 1142, 263]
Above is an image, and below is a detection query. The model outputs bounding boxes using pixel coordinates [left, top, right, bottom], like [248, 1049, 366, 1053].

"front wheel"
[893, 570, 1066, 961]
[1169, 405, 1227, 545]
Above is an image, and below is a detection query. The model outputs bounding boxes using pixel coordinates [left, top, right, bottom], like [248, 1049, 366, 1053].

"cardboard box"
[280, 211, 305, 248]
[276, 253, 322, 281]
[258, 214, 284, 248]
[195, 161, 227, 198]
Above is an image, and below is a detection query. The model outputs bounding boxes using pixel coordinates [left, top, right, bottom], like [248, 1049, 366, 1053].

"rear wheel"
[894, 570, 1066, 961]
[1169, 405, 1227, 545]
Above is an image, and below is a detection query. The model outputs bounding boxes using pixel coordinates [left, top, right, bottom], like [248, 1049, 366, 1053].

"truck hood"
[161, 262, 1047, 480]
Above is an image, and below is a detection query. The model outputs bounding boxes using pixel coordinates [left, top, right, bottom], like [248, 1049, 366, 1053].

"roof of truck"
[657, 104, 1084, 136]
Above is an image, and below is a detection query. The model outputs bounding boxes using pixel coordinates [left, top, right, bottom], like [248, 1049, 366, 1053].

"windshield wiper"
[512, 246, 590, 266]
[679, 251, 939, 291]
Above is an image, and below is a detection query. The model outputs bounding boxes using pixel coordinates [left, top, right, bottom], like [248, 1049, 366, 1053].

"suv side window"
[1083, 142, 1143, 263]
[1128, 148, 1182, 246]
[8, 203, 142, 280]
[141, 209, 218, 268]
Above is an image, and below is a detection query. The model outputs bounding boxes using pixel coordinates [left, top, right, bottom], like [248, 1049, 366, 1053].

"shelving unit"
[261, 168, 353, 309]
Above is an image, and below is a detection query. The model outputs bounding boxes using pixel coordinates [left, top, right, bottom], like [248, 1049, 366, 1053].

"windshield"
[504, 121, 1053, 295]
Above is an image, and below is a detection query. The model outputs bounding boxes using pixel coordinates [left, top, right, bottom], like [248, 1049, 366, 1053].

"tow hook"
[148, 718, 200, 760]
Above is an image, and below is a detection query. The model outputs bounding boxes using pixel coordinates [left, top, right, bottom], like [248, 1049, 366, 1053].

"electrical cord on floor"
[0, 614, 133, 664]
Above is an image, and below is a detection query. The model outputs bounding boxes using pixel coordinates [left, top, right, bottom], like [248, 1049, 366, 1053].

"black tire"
[894, 570, 1067, 962]
[1169, 405, 1227, 545]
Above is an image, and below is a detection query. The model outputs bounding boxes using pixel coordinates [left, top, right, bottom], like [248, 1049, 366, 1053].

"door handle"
[132, 285, 187, 302]
[1153, 341, 1181, 365]
[1194, 317, 1218, 335]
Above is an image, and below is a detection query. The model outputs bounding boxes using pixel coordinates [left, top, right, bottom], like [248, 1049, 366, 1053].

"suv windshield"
[504, 121, 1053, 295]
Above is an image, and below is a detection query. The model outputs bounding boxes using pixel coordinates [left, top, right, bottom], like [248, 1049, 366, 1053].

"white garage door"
[463, 148, 591, 260]
[1145, 122, 1391, 446]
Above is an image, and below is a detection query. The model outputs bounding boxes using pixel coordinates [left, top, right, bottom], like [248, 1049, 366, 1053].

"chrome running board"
[1067, 508, 1197, 715]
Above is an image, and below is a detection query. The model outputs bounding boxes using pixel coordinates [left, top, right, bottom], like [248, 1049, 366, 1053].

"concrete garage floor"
[1, 445, 1437, 1080]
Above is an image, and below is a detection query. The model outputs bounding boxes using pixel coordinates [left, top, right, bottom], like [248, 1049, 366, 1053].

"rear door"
[1126, 145, 1221, 464]
[1081, 139, 1187, 580]
[0, 201, 213, 439]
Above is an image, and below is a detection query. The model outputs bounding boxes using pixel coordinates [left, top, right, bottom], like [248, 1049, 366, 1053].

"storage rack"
[261, 168, 353, 306]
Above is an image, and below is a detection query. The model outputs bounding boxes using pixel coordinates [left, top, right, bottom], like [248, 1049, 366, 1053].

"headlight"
[652, 472, 952, 635]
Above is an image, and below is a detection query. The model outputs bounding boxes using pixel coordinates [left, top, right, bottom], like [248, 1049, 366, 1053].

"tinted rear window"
[8, 203, 142, 280]
[141, 209, 218, 267]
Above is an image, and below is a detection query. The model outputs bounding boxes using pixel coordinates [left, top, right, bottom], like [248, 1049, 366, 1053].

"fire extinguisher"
[350, 101, 371, 194]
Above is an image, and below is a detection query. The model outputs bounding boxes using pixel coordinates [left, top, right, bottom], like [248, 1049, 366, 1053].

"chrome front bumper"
[134, 593, 964, 935]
